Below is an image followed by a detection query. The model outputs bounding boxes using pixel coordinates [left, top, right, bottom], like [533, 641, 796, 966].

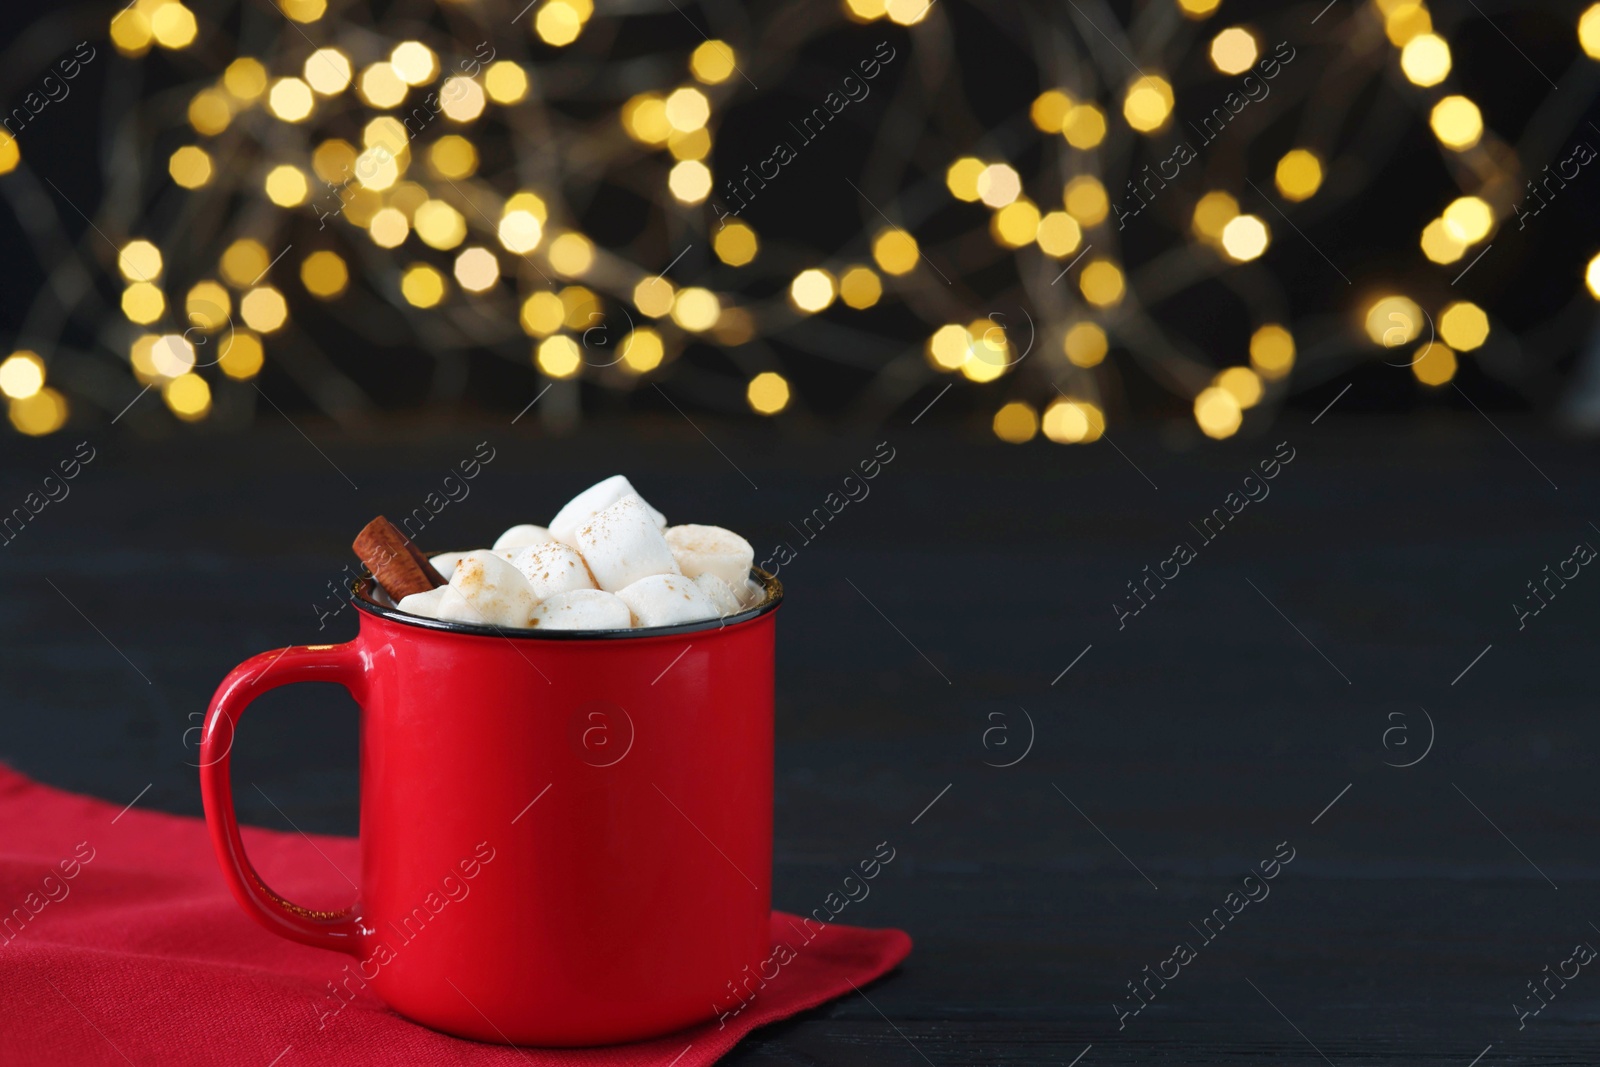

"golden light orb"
[633, 276, 676, 318]
[992, 401, 1038, 443]
[1063, 322, 1108, 367]
[872, 229, 919, 275]
[1031, 90, 1073, 133]
[390, 41, 438, 85]
[358, 63, 408, 109]
[1587, 252, 1600, 298]
[162, 373, 211, 421]
[223, 58, 267, 101]
[0, 132, 17, 176]
[520, 292, 565, 336]
[119, 240, 163, 283]
[976, 163, 1022, 208]
[548, 233, 595, 276]
[671, 287, 721, 331]
[927, 324, 970, 371]
[1193, 386, 1242, 439]
[536, 335, 582, 378]
[839, 266, 882, 309]
[1177, 0, 1221, 17]
[714, 222, 759, 266]
[281, 0, 326, 22]
[535, 1, 584, 46]
[188, 89, 232, 136]
[401, 264, 447, 308]
[428, 135, 478, 181]
[369, 208, 410, 249]
[498, 210, 544, 254]
[110, 9, 154, 57]
[221, 239, 268, 287]
[452, 247, 501, 293]
[1122, 75, 1174, 133]
[1062, 103, 1107, 148]
[150, 333, 196, 378]
[121, 282, 165, 324]
[622, 94, 672, 145]
[1274, 150, 1323, 202]
[1431, 96, 1483, 151]
[1439, 302, 1489, 350]
[264, 164, 308, 207]
[1036, 211, 1083, 257]
[414, 200, 467, 250]
[1442, 196, 1493, 243]
[1249, 324, 1295, 379]
[0, 352, 45, 400]
[1364, 294, 1424, 346]
[790, 269, 836, 312]
[668, 160, 713, 203]
[484, 61, 529, 104]
[1210, 27, 1258, 75]
[1063, 175, 1109, 226]
[267, 77, 314, 122]
[1215, 366, 1264, 408]
[1412, 342, 1457, 386]
[1401, 33, 1451, 86]
[184, 281, 230, 331]
[991, 200, 1041, 248]
[1191, 190, 1239, 243]
[1079, 259, 1125, 307]
[150, 3, 198, 49]
[218, 331, 264, 380]
[885, 0, 931, 25]
[304, 48, 352, 95]
[1582, 4, 1600, 59]
[168, 145, 212, 188]
[9, 387, 67, 435]
[946, 157, 986, 202]
[1220, 214, 1270, 261]
[1420, 218, 1466, 264]
[297, 251, 347, 299]
[747, 372, 791, 414]
[691, 41, 737, 84]
[440, 76, 487, 122]
[240, 286, 287, 332]
[620, 328, 666, 374]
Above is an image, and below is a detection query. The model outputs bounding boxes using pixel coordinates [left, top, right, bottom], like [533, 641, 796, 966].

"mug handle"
[199, 642, 369, 957]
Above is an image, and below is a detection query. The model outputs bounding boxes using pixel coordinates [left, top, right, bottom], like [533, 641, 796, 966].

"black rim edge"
[348, 568, 783, 640]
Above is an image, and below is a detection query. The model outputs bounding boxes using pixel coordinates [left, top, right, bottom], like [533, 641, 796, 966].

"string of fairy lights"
[0, 0, 1598, 441]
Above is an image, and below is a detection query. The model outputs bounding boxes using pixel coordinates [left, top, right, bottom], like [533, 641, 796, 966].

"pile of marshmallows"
[395, 475, 760, 631]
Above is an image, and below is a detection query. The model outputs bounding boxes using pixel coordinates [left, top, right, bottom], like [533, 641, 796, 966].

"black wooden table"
[2, 410, 1595, 1065]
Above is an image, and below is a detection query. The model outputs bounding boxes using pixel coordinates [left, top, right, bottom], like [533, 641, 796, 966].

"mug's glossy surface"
[200, 573, 780, 1046]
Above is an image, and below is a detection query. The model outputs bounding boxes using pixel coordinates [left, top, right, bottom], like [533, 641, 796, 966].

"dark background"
[3, 0, 1600, 1063]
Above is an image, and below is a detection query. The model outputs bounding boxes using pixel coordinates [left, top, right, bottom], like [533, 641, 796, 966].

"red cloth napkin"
[0, 766, 911, 1066]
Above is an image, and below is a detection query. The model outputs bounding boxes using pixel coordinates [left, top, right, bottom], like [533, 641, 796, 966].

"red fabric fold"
[0, 767, 911, 1066]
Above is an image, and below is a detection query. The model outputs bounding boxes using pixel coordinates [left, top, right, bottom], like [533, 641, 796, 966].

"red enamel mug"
[199, 570, 781, 1046]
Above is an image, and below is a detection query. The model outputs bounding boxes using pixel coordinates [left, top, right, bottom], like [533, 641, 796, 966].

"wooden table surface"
[2, 410, 1595, 1065]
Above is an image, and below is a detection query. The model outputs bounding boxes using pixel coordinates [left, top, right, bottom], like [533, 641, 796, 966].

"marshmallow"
[549, 475, 666, 547]
[397, 585, 454, 619]
[510, 540, 596, 600]
[493, 524, 554, 551]
[574, 497, 680, 592]
[739, 578, 766, 608]
[429, 551, 470, 578]
[664, 524, 754, 588]
[435, 550, 538, 628]
[616, 573, 720, 628]
[694, 573, 743, 616]
[528, 589, 633, 631]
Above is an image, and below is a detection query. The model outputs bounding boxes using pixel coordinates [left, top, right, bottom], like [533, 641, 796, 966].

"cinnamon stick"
[353, 516, 447, 600]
